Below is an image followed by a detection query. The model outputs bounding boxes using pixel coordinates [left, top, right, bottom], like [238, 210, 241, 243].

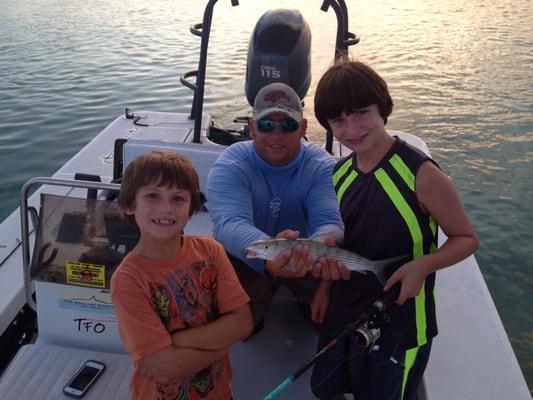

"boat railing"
[20, 177, 121, 312]
[178, 0, 358, 145]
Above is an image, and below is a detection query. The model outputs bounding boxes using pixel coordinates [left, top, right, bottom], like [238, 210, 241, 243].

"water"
[1, 0, 532, 390]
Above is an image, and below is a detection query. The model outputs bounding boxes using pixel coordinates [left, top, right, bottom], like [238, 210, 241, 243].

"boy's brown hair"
[314, 61, 393, 129]
[118, 151, 202, 216]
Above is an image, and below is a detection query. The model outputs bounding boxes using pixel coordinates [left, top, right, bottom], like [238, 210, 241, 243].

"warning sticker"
[66, 261, 105, 288]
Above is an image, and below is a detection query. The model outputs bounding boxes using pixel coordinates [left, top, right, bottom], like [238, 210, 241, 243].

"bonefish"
[245, 238, 407, 286]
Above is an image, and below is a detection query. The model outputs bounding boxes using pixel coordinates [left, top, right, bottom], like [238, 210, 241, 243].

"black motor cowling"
[245, 9, 311, 106]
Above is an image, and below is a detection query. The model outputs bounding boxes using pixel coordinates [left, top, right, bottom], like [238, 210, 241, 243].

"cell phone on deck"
[63, 359, 106, 398]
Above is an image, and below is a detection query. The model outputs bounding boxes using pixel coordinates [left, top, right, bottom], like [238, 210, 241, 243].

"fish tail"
[371, 262, 389, 287]
[371, 254, 410, 287]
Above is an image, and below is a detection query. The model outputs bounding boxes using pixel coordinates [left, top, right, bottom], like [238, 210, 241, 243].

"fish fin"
[372, 267, 388, 287]
[371, 254, 410, 287]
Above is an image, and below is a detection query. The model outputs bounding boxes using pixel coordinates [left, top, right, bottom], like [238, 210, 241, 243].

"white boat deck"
[0, 344, 132, 400]
[0, 111, 529, 399]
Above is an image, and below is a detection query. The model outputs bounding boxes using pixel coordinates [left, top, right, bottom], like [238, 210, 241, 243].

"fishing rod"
[263, 283, 401, 400]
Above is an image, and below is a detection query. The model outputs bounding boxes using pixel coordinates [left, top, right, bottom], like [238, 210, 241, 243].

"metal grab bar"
[20, 177, 121, 312]
[320, 0, 359, 153]
[190, 23, 203, 37]
[320, 0, 359, 61]
[180, 70, 199, 91]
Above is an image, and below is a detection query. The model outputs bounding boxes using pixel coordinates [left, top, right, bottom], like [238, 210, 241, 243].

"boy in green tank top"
[309, 61, 479, 400]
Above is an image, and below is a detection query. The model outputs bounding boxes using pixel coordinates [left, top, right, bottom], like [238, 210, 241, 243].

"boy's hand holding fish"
[310, 237, 351, 281]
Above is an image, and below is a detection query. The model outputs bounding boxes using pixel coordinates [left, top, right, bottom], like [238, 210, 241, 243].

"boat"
[0, 1, 530, 399]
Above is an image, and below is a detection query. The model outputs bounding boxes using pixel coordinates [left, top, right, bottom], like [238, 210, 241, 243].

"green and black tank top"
[333, 137, 438, 348]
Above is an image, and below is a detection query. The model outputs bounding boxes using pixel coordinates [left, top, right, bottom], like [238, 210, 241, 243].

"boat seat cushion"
[0, 344, 133, 400]
[122, 139, 223, 196]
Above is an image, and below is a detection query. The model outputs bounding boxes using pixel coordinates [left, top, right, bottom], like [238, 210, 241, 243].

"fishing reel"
[353, 310, 391, 348]
[350, 287, 398, 348]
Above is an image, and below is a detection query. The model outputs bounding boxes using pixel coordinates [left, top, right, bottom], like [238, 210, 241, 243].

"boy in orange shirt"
[111, 150, 252, 400]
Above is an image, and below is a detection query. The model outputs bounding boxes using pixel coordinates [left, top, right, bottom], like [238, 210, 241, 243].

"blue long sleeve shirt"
[206, 140, 344, 274]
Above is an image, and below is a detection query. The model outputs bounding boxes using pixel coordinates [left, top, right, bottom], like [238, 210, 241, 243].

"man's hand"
[310, 237, 351, 280]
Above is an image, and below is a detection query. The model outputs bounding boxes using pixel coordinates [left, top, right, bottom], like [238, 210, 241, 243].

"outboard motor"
[245, 9, 311, 106]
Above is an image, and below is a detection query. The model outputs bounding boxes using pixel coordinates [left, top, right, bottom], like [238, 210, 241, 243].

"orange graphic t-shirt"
[111, 235, 249, 400]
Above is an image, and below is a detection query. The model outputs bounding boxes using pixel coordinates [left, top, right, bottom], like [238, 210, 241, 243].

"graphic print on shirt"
[269, 196, 282, 218]
[149, 283, 172, 325]
[191, 362, 223, 396]
[154, 359, 223, 400]
[155, 381, 182, 400]
[149, 260, 222, 399]
[199, 263, 218, 294]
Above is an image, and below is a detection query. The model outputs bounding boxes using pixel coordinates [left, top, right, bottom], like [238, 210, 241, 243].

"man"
[207, 82, 347, 332]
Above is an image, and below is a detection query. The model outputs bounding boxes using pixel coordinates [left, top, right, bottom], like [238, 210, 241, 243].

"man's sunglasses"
[256, 118, 300, 133]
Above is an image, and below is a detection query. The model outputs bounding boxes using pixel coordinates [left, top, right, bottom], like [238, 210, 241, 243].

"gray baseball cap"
[252, 83, 303, 122]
